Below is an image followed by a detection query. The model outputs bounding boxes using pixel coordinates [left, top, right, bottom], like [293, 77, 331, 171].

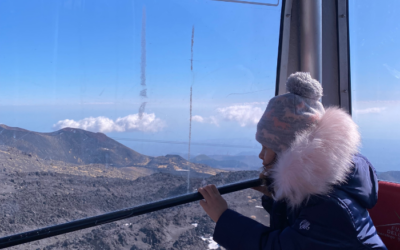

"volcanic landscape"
[0, 125, 269, 250]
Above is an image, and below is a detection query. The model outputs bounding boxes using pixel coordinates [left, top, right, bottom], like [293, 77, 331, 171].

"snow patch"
[200, 236, 219, 249]
[255, 205, 263, 208]
[191, 223, 198, 227]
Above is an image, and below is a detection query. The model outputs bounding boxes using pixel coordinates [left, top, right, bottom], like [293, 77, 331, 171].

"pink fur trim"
[271, 107, 361, 207]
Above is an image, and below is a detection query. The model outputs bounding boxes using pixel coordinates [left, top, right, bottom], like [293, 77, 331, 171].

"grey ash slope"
[0, 170, 266, 250]
[0, 125, 262, 249]
[145, 155, 224, 177]
[0, 125, 149, 167]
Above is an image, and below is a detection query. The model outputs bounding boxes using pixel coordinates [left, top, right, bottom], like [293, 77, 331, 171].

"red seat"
[368, 181, 400, 250]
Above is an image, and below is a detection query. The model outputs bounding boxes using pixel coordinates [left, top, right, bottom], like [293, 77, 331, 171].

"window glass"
[349, 0, 400, 182]
[0, 0, 281, 248]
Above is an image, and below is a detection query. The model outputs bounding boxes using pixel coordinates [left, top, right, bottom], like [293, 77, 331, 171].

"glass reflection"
[0, 0, 281, 248]
[350, 0, 400, 181]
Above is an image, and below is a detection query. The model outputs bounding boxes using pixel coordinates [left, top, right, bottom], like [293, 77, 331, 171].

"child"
[198, 72, 387, 250]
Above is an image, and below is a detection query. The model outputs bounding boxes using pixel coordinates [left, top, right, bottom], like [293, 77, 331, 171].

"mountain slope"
[146, 155, 225, 177]
[0, 125, 225, 177]
[191, 154, 249, 170]
[0, 125, 149, 167]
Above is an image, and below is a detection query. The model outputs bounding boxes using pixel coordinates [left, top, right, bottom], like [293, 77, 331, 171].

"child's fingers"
[198, 187, 211, 201]
[210, 185, 220, 196]
[203, 185, 217, 198]
[199, 199, 208, 209]
[251, 186, 271, 196]
[204, 185, 218, 199]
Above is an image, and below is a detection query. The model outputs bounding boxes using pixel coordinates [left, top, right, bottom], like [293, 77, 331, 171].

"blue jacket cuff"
[213, 209, 272, 250]
[262, 195, 274, 213]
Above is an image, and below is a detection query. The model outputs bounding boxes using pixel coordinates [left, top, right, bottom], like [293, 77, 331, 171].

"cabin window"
[349, 0, 400, 182]
[0, 0, 282, 248]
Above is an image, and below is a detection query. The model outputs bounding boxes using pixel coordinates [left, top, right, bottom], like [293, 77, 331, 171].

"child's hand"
[251, 186, 272, 197]
[251, 171, 273, 197]
[198, 185, 228, 223]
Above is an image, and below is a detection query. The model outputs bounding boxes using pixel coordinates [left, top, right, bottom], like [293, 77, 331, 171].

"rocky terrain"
[191, 155, 248, 170]
[0, 125, 226, 179]
[0, 124, 268, 249]
[0, 169, 267, 250]
[146, 155, 224, 177]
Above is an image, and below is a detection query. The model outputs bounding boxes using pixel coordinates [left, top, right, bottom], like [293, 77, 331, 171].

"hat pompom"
[286, 72, 323, 100]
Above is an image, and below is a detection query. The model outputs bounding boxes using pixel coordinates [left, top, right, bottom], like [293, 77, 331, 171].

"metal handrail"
[0, 178, 262, 249]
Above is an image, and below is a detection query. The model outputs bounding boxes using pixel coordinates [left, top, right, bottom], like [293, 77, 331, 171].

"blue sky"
[349, 0, 400, 171]
[0, 0, 398, 171]
[0, 0, 281, 154]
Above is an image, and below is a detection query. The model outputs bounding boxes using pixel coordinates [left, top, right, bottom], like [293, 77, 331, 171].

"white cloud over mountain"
[193, 104, 264, 127]
[53, 113, 165, 133]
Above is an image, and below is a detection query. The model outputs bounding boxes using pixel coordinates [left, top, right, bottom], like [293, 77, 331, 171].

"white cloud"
[354, 107, 386, 114]
[192, 115, 219, 126]
[81, 102, 114, 105]
[53, 113, 165, 133]
[193, 104, 264, 127]
[207, 116, 219, 126]
[192, 115, 204, 123]
[217, 105, 263, 127]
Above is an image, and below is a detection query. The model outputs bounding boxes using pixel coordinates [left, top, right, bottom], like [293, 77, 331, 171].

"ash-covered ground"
[0, 169, 269, 250]
[0, 126, 269, 249]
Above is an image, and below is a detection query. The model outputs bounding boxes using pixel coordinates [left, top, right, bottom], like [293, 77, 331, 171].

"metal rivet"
[340, 14, 346, 18]
[342, 89, 348, 93]
[286, 14, 290, 17]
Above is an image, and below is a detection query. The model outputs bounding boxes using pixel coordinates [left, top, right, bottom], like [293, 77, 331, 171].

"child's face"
[258, 145, 276, 167]
[259, 145, 276, 179]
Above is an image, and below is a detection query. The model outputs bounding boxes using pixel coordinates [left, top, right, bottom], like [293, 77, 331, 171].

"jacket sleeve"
[213, 209, 274, 250]
[213, 209, 303, 250]
[261, 195, 274, 213]
[213, 197, 369, 250]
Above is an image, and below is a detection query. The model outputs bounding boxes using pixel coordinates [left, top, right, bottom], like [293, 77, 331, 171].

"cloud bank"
[192, 115, 204, 123]
[193, 104, 264, 127]
[53, 113, 165, 133]
[354, 107, 386, 114]
[217, 105, 263, 127]
[192, 115, 219, 126]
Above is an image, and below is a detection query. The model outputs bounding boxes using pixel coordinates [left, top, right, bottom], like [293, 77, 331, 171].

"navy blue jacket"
[213, 154, 387, 250]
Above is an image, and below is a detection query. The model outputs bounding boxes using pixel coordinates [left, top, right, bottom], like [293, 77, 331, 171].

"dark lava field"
[0, 169, 269, 250]
[0, 125, 269, 249]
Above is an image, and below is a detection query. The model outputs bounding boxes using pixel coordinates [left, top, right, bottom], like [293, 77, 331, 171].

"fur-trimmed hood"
[270, 107, 361, 207]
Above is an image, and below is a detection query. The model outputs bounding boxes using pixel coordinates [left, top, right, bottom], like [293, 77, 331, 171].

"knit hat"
[256, 72, 325, 154]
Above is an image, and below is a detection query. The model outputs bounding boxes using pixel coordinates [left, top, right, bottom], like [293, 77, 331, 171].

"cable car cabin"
[0, 0, 398, 249]
[369, 181, 400, 250]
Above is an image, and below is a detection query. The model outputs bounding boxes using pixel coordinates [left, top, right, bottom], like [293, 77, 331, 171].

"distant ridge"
[0, 125, 226, 177]
[377, 171, 400, 183]
[0, 124, 149, 167]
[191, 154, 249, 170]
